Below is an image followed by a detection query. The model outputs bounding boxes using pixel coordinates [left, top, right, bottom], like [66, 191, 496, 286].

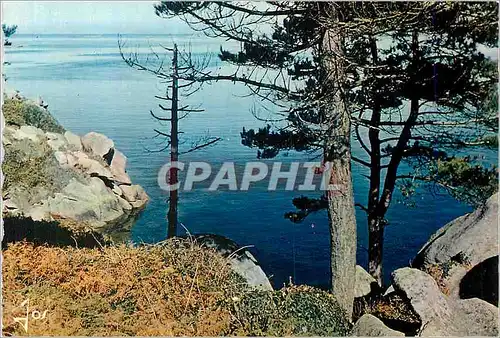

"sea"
[3, 33, 495, 287]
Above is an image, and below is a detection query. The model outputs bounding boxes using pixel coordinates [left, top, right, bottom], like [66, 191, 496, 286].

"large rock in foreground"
[413, 193, 498, 268]
[354, 265, 378, 298]
[392, 267, 498, 336]
[351, 314, 404, 337]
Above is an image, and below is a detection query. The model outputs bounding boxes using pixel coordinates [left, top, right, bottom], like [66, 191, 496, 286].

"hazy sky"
[2, 1, 189, 34]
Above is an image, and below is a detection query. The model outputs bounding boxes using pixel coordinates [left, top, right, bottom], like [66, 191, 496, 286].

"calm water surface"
[5, 34, 489, 287]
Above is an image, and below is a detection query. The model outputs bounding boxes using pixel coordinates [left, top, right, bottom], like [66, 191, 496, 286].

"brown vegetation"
[3, 238, 350, 336]
[2, 239, 245, 336]
[421, 259, 473, 296]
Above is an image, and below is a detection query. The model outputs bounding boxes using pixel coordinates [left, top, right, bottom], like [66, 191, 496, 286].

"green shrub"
[2, 97, 25, 125]
[3, 97, 65, 133]
[234, 285, 351, 336]
[3, 139, 57, 191]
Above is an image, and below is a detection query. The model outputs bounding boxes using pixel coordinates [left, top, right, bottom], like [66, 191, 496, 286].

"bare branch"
[150, 110, 171, 121]
[180, 137, 222, 155]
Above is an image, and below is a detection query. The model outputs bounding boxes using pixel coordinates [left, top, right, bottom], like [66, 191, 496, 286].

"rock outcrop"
[81, 131, 115, 160]
[354, 195, 499, 337]
[413, 193, 498, 269]
[412, 193, 498, 305]
[2, 97, 148, 237]
[354, 265, 378, 298]
[412, 193, 498, 267]
[391, 267, 498, 336]
[193, 234, 273, 291]
[351, 314, 405, 337]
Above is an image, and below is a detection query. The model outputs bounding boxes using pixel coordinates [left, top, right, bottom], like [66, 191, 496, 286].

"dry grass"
[2, 239, 247, 336]
[3, 238, 351, 336]
[421, 259, 473, 296]
[353, 293, 421, 335]
[423, 263, 451, 295]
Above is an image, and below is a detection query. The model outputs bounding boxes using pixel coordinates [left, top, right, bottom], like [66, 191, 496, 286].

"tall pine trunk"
[368, 31, 420, 285]
[367, 36, 384, 285]
[322, 26, 357, 319]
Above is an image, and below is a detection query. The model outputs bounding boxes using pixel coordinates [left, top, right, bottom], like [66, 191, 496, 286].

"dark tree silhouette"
[2, 24, 17, 46]
[153, 1, 498, 293]
[153, 2, 359, 317]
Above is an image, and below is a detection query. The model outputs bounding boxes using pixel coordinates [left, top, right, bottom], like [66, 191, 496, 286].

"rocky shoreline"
[1, 91, 498, 336]
[352, 193, 498, 336]
[2, 91, 149, 239]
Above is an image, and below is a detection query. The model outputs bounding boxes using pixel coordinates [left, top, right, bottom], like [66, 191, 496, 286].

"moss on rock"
[2, 137, 78, 205]
[3, 97, 65, 133]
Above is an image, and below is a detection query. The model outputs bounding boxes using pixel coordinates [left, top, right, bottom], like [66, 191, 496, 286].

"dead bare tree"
[119, 39, 221, 238]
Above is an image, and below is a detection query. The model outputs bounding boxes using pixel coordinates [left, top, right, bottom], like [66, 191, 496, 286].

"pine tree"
[153, 0, 498, 298]
[154, 2, 359, 317]
[2, 24, 17, 46]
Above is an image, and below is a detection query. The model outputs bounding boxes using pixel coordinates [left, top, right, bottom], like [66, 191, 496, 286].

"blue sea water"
[3, 34, 493, 287]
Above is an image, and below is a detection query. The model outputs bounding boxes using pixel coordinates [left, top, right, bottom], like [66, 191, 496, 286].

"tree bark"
[167, 44, 179, 238]
[368, 215, 384, 284]
[322, 26, 357, 319]
[367, 37, 384, 285]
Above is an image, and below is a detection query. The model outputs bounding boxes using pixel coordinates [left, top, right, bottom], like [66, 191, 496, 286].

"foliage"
[420, 253, 472, 296]
[284, 195, 328, 223]
[234, 285, 351, 336]
[431, 157, 497, 207]
[397, 153, 498, 208]
[353, 292, 421, 335]
[2, 239, 350, 336]
[153, 2, 499, 281]
[2, 97, 25, 126]
[153, 2, 359, 314]
[2, 24, 17, 38]
[3, 139, 54, 191]
[3, 97, 65, 133]
[2, 240, 245, 336]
